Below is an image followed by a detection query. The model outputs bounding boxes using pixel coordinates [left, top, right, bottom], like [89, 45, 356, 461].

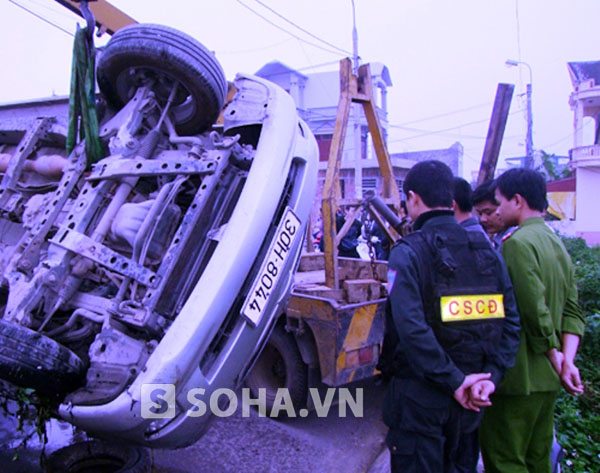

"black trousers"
[383, 377, 481, 473]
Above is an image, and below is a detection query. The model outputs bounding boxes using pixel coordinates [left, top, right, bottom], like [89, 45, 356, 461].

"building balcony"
[570, 145, 600, 168]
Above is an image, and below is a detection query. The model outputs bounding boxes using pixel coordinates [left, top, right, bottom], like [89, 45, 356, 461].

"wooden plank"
[337, 198, 363, 207]
[322, 58, 354, 289]
[477, 83, 514, 186]
[305, 214, 315, 253]
[357, 64, 400, 210]
[298, 253, 324, 272]
[343, 279, 382, 303]
[335, 205, 359, 247]
[294, 269, 325, 286]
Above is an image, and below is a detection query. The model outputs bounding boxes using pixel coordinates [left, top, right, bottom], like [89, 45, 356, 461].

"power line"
[389, 102, 493, 128]
[462, 149, 484, 164]
[250, 0, 351, 55]
[296, 60, 342, 71]
[390, 127, 488, 141]
[9, 0, 74, 37]
[295, 40, 339, 104]
[304, 102, 526, 141]
[538, 131, 574, 151]
[22, 0, 77, 21]
[388, 121, 511, 140]
[235, 0, 346, 57]
[218, 38, 293, 55]
[388, 109, 525, 143]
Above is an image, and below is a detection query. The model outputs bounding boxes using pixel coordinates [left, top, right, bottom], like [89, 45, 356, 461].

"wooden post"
[322, 59, 401, 288]
[477, 83, 514, 186]
[322, 59, 354, 289]
[356, 65, 401, 208]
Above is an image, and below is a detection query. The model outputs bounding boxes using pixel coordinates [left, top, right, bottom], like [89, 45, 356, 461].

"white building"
[568, 61, 600, 245]
[255, 61, 463, 222]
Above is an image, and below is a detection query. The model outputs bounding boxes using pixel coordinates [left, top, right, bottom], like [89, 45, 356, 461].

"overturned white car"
[0, 24, 317, 448]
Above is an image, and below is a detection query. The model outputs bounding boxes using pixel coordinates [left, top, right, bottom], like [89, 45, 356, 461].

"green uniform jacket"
[498, 217, 585, 395]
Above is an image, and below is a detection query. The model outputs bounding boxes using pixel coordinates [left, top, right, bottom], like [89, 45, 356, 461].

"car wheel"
[245, 324, 308, 417]
[0, 320, 86, 396]
[97, 23, 227, 135]
[45, 440, 151, 473]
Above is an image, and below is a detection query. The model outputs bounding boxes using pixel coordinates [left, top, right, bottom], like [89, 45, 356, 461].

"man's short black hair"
[496, 168, 547, 212]
[404, 160, 453, 208]
[453, 177, 473, 212]
[472, 180, 498, 206]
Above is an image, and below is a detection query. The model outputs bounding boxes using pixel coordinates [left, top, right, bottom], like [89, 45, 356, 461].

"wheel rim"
[113, 66, 198, 125]
[248, 343, 287, 403]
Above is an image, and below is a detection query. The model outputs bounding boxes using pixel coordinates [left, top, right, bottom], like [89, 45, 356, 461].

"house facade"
[567, 61, 600, 245]
[255, 61, 463, 224]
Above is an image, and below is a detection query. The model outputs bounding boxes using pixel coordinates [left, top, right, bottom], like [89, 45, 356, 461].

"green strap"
[67, 25, 104, 167]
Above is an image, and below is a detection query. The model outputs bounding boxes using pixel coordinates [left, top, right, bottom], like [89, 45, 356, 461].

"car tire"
[245, 324, 308, 417]
[97, 23, 227, 135]
[0, 320, 86, 396]
[45, 440, 151, 473]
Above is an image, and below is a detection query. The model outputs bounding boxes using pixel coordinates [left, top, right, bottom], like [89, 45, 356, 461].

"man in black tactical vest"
[380, 160, 521, 473]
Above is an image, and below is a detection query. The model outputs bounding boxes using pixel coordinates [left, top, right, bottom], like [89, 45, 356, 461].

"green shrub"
[555, 237, 600, 472]
[561, 237, 600, 314]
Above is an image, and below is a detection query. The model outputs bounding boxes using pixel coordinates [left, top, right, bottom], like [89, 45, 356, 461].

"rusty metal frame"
[321, 58, 401, 289]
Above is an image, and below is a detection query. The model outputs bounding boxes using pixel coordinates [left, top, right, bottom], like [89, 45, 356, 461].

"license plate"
[242, 208, 301, 326]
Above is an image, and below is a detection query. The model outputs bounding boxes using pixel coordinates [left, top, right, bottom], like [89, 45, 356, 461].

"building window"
[396, 179, 405, 199]
[361, 126, 369, 160]
[315, 134, 333, 162]
[362, 177, 377, 196]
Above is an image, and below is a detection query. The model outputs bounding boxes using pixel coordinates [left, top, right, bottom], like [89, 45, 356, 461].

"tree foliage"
[537, 151, 573, 181]
[555, 237, 600, 472]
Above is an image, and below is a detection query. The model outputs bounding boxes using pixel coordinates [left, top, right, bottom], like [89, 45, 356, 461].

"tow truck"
[245, 57, 404, 411]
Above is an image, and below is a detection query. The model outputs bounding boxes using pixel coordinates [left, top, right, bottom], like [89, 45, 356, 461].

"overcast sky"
[1, 0, 599, 178]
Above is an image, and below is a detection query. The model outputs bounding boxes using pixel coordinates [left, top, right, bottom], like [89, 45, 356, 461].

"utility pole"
[506, 59, 534, 168]
[351, 0, 359, 73]
[525, 82, 533, 169]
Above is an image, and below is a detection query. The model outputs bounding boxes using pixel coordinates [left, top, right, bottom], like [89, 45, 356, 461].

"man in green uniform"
[479, 168, 586, 473]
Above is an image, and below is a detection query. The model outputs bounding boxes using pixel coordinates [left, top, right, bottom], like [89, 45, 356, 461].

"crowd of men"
[380, 160, 586, 473]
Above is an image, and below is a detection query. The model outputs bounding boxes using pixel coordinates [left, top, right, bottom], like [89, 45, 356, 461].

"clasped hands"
[453, 347, 585, 413]
[453, 373, 495, 412]
[546, 348, 584, 396]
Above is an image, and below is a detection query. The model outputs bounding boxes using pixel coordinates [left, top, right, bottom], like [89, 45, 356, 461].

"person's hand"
[546, 348, 564, 376]
[453, 373, 491, 412]
[560, 359, 584, 395]
[468, 380, 495, 409]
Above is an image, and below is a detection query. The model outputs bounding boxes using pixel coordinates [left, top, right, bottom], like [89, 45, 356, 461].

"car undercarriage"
[0, 23, 317, 448]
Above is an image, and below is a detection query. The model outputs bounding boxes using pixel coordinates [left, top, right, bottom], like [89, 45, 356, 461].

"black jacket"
[383, 210, 521, 395]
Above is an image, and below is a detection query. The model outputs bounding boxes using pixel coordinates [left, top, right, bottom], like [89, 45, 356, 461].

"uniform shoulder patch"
[386, 269, 397, 295]
[501, 229, 515, 242]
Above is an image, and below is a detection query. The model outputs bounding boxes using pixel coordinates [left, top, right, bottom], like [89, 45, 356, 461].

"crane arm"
[54, 0, 137, 35]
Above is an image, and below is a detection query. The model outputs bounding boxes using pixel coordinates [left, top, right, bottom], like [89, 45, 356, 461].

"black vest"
[379, 223, 505, 377]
